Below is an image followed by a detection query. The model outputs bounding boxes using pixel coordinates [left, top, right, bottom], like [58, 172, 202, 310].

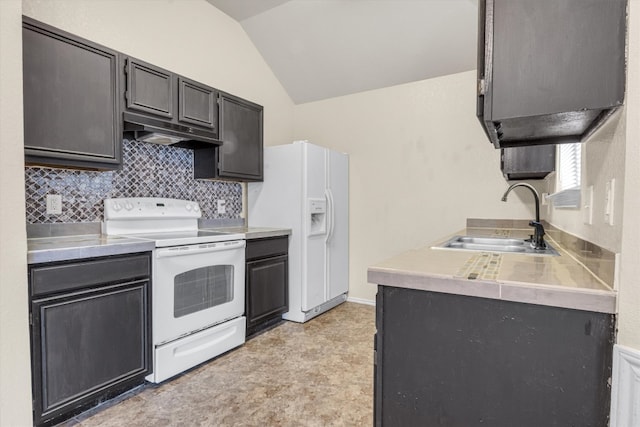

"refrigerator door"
[326, 149, 349, 300]
[301, 143, 328, 311]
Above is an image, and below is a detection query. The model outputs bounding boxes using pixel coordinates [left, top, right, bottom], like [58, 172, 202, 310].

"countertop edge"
[368, 267, 616, 314]
[28, 240, 155, 265]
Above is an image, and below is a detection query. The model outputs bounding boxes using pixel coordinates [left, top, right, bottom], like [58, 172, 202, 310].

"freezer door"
[301, 143, 327, 311]
[327, 149, 349, 300]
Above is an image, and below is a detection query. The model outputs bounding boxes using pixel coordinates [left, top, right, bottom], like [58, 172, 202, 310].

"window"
[549, 142, 582, 208]
[557, 143, 582, 191]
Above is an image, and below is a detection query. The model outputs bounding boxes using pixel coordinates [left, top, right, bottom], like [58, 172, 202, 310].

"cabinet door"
[246, 255, 288, 325]
[31, 280, 150, 426]
[178, 77, 217, 130]
[218, 92, 264, 181]
[501, 145, 555, 180]
[490, 0, 625, 120]
[125, 57, 173, 118]
[22, 18, 121, 170]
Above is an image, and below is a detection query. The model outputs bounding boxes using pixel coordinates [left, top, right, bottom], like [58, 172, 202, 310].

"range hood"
[123, 112, 222, 149]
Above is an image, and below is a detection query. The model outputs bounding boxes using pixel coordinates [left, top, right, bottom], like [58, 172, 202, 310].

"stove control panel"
[104, 197, 201, 220]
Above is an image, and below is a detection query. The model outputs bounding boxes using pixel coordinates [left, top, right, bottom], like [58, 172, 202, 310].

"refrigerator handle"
[325, 189, 336, 243]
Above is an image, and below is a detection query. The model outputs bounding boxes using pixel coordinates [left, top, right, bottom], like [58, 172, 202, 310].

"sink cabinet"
[245, 236, 289, 337]
[477, 0, 626, 148]
[374, 286, 614, 426]
[22, 17, 122, 170]
[29, 253, 152, 427]
[194, 92, 264, 182]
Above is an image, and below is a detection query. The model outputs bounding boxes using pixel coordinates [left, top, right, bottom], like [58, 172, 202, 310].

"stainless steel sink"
[434, 235, 559, 256]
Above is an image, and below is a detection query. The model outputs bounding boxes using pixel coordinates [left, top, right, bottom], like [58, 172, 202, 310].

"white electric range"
[103, 197, 246, 383]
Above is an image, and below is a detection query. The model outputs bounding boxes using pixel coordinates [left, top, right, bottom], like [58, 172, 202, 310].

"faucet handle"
[528, 221, 547, 249]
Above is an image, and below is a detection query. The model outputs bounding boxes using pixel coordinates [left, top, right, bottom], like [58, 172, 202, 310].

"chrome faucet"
[501, 183, 547, 250]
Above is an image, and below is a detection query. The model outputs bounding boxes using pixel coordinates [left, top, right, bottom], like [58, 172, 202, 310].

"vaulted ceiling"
[206, 0, 478, 104]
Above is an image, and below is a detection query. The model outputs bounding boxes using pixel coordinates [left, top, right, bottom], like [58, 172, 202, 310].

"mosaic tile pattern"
[25, 140, 242, 224]
[455, 253, 503, 281]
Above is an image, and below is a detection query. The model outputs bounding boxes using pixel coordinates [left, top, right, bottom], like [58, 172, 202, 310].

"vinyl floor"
[64, 302, 375, 427]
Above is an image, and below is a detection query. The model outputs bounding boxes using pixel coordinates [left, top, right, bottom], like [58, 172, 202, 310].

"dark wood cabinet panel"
[501, 145, 555, 180]
[247, 255, 288, 322]
[245, 237, 288, 337]
[123, 57, 219, 130]
[178, 77, 217, 129]
[125, 58, 173, 118]
[374, 286, 615, 427]
[29, 253, 151, 427]
[22, 17, 121, 170]
[477, 0, 626, 148]
[194, 92, 263, 182]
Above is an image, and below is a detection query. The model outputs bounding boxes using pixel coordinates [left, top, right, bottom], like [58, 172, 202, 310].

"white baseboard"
[346, 296, 376, 306]
[610, 344, 640, 427]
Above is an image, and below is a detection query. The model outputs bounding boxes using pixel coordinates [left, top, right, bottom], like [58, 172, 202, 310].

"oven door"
[153, 240, 245, 345]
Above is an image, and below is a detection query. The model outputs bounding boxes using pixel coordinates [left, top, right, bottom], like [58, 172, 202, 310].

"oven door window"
[174, 265, 234, 318]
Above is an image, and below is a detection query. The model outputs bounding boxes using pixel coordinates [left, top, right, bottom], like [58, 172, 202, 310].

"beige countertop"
[204, 226, 291, 240]
[367, 226, 616, 314]
[27, 226, 290, 264]
[27, 235, 155, 264]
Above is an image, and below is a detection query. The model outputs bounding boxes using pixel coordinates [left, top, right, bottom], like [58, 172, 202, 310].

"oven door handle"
[155, 240, 245, 258]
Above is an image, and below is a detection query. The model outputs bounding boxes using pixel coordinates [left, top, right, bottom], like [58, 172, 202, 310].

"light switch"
[604, 179, 615, 226]
[217, 199, 226, 214]
[583, 185, 593, 225]
[46, 194, 62, 215]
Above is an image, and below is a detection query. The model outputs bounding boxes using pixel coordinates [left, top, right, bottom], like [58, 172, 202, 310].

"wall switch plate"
[583, 185, 593, 225]
[217, 199, 226, 214]
[541, 193, 549, 206]
[604, 179, 615, 226]
[46, 194, 62, 215]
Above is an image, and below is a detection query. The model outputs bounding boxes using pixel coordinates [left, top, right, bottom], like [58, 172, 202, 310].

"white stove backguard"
[103, 197, 202, 235]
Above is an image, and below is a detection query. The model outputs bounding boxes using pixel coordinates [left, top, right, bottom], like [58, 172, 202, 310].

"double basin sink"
[435, 236, 559, 256]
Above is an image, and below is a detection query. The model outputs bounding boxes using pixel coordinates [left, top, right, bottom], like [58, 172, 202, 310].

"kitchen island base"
[374, 285, 615, 427]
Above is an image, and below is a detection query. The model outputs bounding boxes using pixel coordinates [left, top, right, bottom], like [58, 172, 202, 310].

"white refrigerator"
[247, 141, 349, 323]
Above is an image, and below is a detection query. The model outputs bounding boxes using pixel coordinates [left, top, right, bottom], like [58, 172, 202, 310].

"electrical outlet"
[46, 194, 62, 215]
[217, 199, 226, 214]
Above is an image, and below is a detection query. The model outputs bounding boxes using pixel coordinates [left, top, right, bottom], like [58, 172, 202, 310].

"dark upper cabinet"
[477, 0, 627, 149]
[22, 17, 121, 170]
[501, 145, 555, 180]
[125, 58, 173, 119]
[123, 57, 218, 133]
[194, 92, 264, 182]
[178, 77, 217, 129]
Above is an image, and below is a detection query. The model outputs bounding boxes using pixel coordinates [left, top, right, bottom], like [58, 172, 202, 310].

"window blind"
[558, 143, 582, 191]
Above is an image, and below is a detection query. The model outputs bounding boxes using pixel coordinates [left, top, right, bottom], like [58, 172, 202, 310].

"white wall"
[0, 0, 31, 425]
[1, 1, 295, 423]
[293, 70, 542, 302]
[617, 0, 640, 351]
[546, 111, 626, 253]
[22, 0, 295, 147]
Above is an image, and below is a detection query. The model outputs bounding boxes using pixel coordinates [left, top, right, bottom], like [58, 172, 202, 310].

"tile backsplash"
[25, 139, 243, 224]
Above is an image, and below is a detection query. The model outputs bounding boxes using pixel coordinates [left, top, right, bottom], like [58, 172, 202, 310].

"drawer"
[31, 253, 150, 298]
[246, 236, 288, 260]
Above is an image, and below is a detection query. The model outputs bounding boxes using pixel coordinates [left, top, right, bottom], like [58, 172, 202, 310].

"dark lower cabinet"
[22, 17, 121, 170]
[245, 237, 288, 337]
[375, 286, 615, 427]
[29, 253, 152, 427]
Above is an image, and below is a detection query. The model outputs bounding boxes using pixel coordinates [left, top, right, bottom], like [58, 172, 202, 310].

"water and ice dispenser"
[307, 198, 327, 236]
